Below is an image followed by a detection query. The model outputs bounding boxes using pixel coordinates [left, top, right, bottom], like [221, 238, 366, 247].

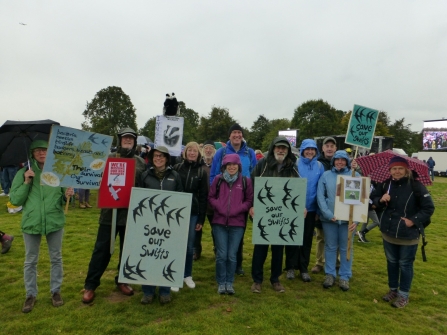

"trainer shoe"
[170, 287, 179, 292]
[159, 294, 171, 304]
[272, 282, 285, 293]
[22, 296, 36, 313]
[218, 284, 226, 295]
[235, 267, 245, 276]
[301, 272, 311, 282]
[358, 231, 370, 243]
[226, 283, 235, 295]
[323, 275, 335, 288]
[52, 292, 64, 307]
[391, 294, 409, 308]
[382, 290, 398, 302]
[311, 264, 324, 274]
[339, 279, 350, 291]
[286, 269, 295, 280]
[184, 276, 195, 289]
[141, 294, 154, 305]
[251, 282, 261, 293]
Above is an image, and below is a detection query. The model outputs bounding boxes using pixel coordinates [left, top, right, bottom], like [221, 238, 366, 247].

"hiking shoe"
[357, 231, 370, 243]
[235, 267, 245, 276]
[286, 269, 295, 280]
[301, 273, 311, 282]
[391, 295, 409, 308]
[272, 282, 285, 293]
[323, 275, 335, 288]
[339, 279, 350, 291]
[1, 235, 14, 254]
[184, 276, 195, 289]
[159, 294, 171, 304]
[22, 296, 36, 313]
[382, 290, 398, 302]
[52, 292, 64, 307]
[251, 282, 261, 293]
[226, 284, 235, 295]
[141, 294, 154, 305]
[311, 265, 323, 274]
[218, 285, 226, 294]
[170, 287, 179, 292]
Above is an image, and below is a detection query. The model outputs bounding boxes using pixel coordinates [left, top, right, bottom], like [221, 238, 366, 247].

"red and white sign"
[98, 158, 136, 208]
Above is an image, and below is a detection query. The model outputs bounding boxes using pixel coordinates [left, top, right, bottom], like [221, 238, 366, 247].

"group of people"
[7, 124, 434, 313]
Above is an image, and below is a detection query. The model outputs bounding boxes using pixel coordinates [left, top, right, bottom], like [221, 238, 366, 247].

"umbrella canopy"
[137, 135, 153, 145]
[0, 120, 60, 166]
[356, 150, 432, 186]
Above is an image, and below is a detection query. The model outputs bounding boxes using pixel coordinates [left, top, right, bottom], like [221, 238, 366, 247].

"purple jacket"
[208, 154, 254, 227]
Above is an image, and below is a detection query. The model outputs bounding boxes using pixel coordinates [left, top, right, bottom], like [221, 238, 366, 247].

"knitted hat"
[228, 123, 243, 137]
[203, 140, 215, 148]
[388, 156, 409, 169]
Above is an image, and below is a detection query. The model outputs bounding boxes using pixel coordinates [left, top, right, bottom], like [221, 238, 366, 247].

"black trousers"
[194, 214, 215, 256]
[251, 244, 284, 284]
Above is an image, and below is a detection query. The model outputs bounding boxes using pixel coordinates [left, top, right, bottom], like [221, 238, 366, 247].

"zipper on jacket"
[226, 185, 232, 227]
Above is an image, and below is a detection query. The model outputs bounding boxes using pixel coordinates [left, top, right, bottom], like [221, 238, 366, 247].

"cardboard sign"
[42, 125, 112, 188]
[334, 175, 370, 222]
[118, 188, 192, 287]
[97, 158, 136, 208]
[252, 177, 307, 245]
[345, 104, 379, 149]
[154, 115, 184, 156]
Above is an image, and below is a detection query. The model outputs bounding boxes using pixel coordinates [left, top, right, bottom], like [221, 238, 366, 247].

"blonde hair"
[182, 142, 202, 162]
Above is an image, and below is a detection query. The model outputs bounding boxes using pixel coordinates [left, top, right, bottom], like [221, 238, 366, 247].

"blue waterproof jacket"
[297, 139, 325, 212]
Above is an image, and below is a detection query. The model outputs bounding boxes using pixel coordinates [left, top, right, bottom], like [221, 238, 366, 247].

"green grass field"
[1, 179, 445, 334]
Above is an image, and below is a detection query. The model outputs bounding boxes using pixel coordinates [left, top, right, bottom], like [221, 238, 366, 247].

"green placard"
[345, 104, 379, 149]
[252, 177, 307, 245]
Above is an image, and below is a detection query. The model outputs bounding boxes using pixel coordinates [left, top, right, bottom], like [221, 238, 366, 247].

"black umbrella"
[0, 119, 60, 166]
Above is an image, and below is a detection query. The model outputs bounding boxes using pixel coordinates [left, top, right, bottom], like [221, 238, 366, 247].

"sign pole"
[110, 208, 117, 254]
[347, 146, 358, 261]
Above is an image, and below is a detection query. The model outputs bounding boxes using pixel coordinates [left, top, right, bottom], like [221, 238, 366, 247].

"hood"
[221, 153, 242, 172]
[299, 139, 320, 158]
[267, 136, 297, 164]
[330, 150, 351, 169]
[29, 140, 48, 158]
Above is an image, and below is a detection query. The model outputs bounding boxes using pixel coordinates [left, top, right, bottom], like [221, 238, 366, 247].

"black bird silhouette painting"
[101, 138, 109, 147]
[257, 188, 267, 205]
[166, 208, 177, 227]
[291, 195, 300, 212]
[282, 180, 292, 208]
[88, 133, 99, 144]
[122, 256, 138, 280]
[132, 197, 149, 222]
[135, 260, 147, 280]
[162, 260, 177, 282]
[147, 194, 159, 212]
[159, 196, 171, 214]
[354, 107, 365, 124]
[288, 217, 298, 241]
[278, 226, 288, 242]
[154, 205, 163, 223]
[257, 217, 269, 242]
[264, 181, 275, 204]
[175, 207, 186, 225]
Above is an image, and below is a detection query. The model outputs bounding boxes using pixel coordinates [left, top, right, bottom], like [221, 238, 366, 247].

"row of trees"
[81, 86, 422, 155]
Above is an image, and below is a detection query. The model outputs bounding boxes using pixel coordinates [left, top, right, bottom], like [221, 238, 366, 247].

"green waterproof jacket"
[10, 142, 67, 235]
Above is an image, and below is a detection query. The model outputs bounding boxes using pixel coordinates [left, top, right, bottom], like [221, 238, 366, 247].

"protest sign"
[345, 104, 379, 149]
[334, 175, 370, 222]
[252, 177, 307, 245]
[154, 115, 184, 156]
[42, 125, 112, 188]
[118, 188, 192, 287]
[97, 158, 136, 208]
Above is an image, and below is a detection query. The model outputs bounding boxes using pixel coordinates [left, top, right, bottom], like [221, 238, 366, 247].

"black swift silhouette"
[288, 217, 298, 241]
[101, 138, 109, 147]
[154, 205, 164, 223]
[88, 133, 99, 144]
[122, 256, 138, 280]
[257, 217, 269, 242]
[133, 197, 149, 223]
[166, 208, 177, 226]
[162, 260, 177, 282]
[147, 194, 159, 213]
[135, 260, 147, 280]
[264, 181, 275, 204]
[349, 125, 356, 138]
[366, 111, 376, 124]
[282, 180, 292, 208]
[175, 207, 186, 225]
[257, 188, 267, 205]
[291, 195, 300, 212]
[159, 196, 171, 214]
[279, 226, 288, 242]
[354, 107, 365, 124]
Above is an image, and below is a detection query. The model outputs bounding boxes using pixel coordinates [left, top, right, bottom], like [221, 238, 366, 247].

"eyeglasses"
[153, 154, 165, 159]
[33, 148, 47, 153]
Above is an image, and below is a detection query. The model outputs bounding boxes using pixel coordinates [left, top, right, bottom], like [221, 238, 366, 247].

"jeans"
[429, 168, 434, 181]
[78, 189, 90, 203]
[2, 166, 19, 194]
[184, 215, 198, 278]
[322, 221, 354, 281]
[251, 244, 284, 284]
[213, 224, 245, 285]
[383, 239, 418, 295]
[23, 229, 64, 297]
[84, 224, 126, 290]
[141, 285, 170, 297]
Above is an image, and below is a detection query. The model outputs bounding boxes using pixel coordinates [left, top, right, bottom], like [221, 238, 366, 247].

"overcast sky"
[2, 1, 446, 134]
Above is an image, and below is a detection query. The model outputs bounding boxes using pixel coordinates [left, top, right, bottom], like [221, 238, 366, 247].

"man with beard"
[249, 136, 300, 294]
[82, 128, 146, 304]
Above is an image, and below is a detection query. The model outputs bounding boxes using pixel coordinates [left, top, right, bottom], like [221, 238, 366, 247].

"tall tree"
[138, 117, 156, 142]
[388, 118, 420, 155]
[290, 99, 345, 142]
[178, 101, 199, 144]
[261, 118, 291, 152]
[196, 106, 237, 143]
[82, 86, 138, 144]
[247, 115, 271, 149]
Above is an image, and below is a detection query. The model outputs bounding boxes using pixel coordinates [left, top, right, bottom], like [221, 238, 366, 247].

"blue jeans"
[213, 224, 244, 285]
[141, 285, 170, 297]
[23, 229, 64, 297]
[383, 239, 418, 295]
[2, 166, 18, 194]
[184, 215, 198, 278]
[322, 221, 354, 281]
[429, 168, 434, 181]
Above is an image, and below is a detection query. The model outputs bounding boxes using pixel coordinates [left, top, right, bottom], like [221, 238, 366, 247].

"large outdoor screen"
[423, 119, 447, 150]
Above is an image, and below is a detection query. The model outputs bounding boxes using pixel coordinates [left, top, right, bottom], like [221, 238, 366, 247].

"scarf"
[223, 170, 238, 185]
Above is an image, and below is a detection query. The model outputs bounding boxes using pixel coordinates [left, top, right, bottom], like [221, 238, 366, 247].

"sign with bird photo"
[252, 177, 307, 245]
[42, 125, 112, 188]
[118, 188, 192, 287]
[345, 104, 379, 149]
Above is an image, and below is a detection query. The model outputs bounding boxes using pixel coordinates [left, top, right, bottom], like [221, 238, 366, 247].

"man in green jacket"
[10, 140, 74, 313]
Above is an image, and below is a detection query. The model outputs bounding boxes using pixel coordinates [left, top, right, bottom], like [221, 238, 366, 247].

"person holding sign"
[249, 136, 299, 294]
[10, 140, 74, 313]
[209, 154, 253, 295]
[82, 128, 146, 304]
[316, 150, 359, 291]
[139, 146, 183, 304]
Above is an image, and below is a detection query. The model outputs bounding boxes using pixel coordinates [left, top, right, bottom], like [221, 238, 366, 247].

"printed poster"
[154, 115, 184, 157]
[118, 188, 192, 287]
[42, 125, 112, 188]
[345, 104, 379, 149]
[334, 175, 370, 222]
[252, 177, 307, 245]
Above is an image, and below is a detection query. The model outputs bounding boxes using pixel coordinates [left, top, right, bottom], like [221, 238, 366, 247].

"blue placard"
[118, 188, 192, 287]
[42, 125, 112, 189]
[345, 104, 379, 149]
[252, 177, 307, 245]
